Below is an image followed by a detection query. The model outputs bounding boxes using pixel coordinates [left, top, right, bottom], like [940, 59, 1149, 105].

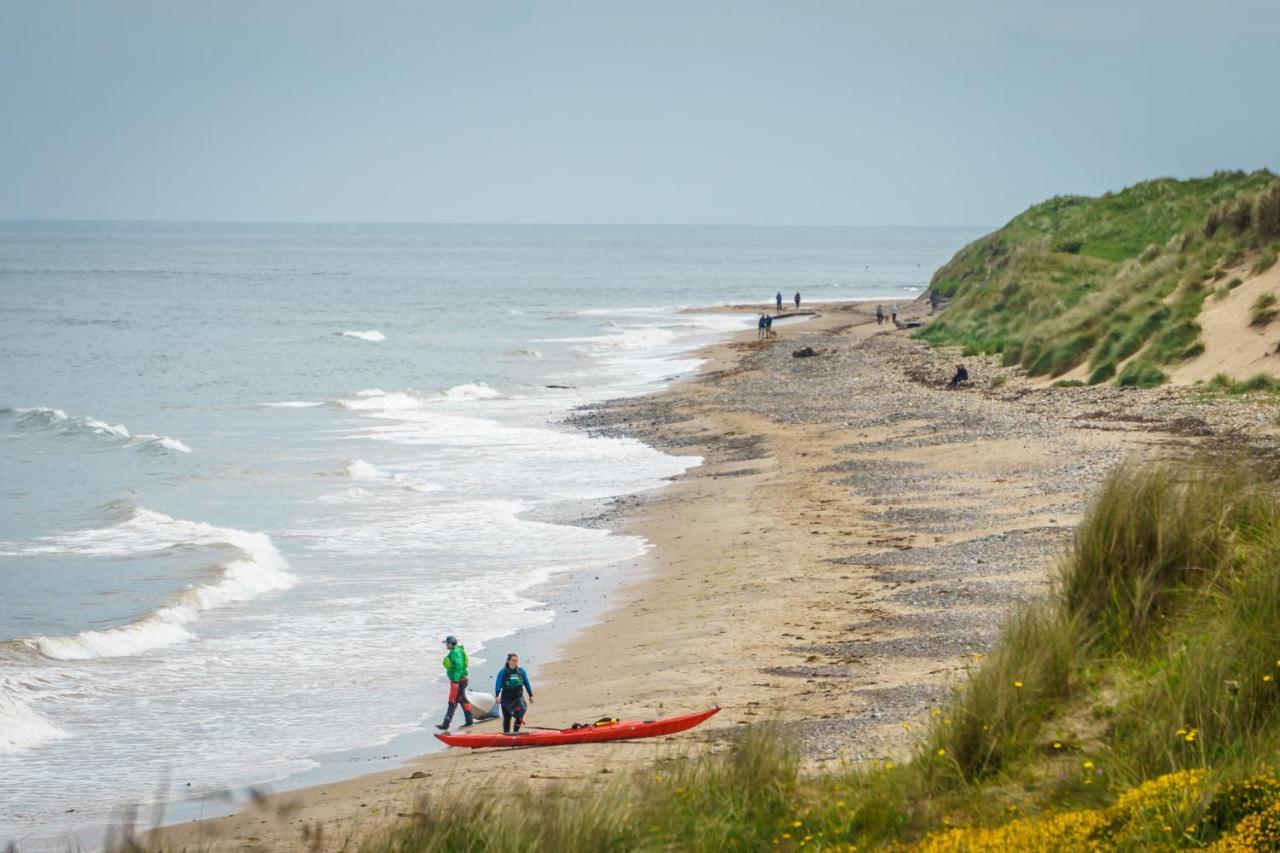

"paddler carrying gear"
[493, 652, 533, 733]
[435, 635, 475, 730]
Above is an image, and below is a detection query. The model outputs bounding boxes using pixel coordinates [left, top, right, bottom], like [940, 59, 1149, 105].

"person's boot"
[461, 708, 475, 728]
[435, 705, 455, 730]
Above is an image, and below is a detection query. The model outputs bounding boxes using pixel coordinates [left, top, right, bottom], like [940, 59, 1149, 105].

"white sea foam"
[336, 391, 423, 411]
[264, 400, 325, 408]
[573, 305, 680, 316]
[339, 330, 386, 342]
[7, 507, 295, 661]
[563, 326, 680, 353]
[9, 406, 69, 425]
[6, 406, 192, 453]
[129, 434, 193, 453]
[441, 382, 500, 400]
[506, 348, 543, 358]
[0, 676, 68, 754]
[82, 418, 130, 439]
[342, 459, 391, 480]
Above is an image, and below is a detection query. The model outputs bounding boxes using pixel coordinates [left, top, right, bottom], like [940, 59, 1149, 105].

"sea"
[0, 222, 982, 847]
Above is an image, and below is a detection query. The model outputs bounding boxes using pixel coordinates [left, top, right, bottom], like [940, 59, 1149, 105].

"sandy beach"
[149, 299, 1280, 851]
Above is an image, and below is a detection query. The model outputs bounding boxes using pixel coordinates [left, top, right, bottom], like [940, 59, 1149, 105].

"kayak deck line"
[433, 707, 720, 749]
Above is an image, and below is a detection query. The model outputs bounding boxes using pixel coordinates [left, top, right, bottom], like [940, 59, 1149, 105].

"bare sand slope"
[1171, 261, 1280, 384]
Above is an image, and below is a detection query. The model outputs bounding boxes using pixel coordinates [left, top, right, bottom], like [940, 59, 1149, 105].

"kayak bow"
[434, 707, 719, 749]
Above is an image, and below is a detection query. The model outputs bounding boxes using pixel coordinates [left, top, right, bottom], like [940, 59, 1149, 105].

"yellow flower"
[902, 723, 911, 730]
[931, 708, 941, 718]
[1014, 680, 1024, 689]
[1083, 760, 1095, 770]
[982, 724, 990, 732]
[884, 761, 894, 770]
[793, 820, 803, 828]
[1053, 741, 1063, 749]
[974, 652, 984, 660]
[937, 748, 947, 757]
[836, 800, 846, 808]
[1265, 675, 1273, 682]
[782, 833, 791, 840]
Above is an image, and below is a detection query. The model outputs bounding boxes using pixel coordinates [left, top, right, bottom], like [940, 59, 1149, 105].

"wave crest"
[342, 459, 391, 480]
[0, 674, 68, 754]
[4, 407, 192, 453]
[339, 330, 385, 342]
[7, 507, 296, 661]
[441, 382, 499, 400]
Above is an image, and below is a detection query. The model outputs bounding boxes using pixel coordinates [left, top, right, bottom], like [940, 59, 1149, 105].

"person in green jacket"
[435, 634, 475, 730]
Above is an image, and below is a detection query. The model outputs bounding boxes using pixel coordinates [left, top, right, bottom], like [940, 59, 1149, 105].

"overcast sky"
[2, 1, 1277, 225]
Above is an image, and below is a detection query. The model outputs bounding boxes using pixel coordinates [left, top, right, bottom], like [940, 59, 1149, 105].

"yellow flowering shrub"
[1205, 773, 1280, 833]
[1210, 799, 1280, 851]
[902, 809, 1109, 852]
[898, 769, 1280, 851]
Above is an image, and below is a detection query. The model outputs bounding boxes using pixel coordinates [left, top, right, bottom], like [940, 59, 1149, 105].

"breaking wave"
[341, 459, 392, 480]
[0, 674, 68, 754]
[339, 330, 385, 342]
[3, 407, 192, 453]
[441, 382, 499, 400]
[3, 506, 295, 661]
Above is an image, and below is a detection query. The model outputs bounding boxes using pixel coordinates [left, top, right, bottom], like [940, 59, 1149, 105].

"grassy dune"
[358, 454, 1280, 851]
[922, 171, 1280, 387]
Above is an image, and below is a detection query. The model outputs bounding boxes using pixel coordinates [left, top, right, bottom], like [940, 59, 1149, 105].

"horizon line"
[0, 217, 992, 230]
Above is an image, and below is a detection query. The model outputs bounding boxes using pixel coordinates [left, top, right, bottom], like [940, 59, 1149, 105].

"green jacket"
[442, 644, 468, 682]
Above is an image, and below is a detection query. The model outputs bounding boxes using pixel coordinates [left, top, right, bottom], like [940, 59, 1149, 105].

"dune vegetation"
[921, 171, 1280, 388]
[359, 453, 1280, 851]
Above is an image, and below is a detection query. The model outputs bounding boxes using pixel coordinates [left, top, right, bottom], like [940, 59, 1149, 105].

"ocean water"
[0, 222, 981, 847]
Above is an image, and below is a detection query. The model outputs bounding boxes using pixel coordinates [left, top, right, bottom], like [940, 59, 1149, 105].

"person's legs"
[441, 680, 461, 727]
[512, 697, 528, 732]
[458, 677, 474, 726]
[501, 699, 514, 733]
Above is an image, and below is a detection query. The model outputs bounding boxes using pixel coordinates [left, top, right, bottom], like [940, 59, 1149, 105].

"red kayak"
[434, 707, 719, 749]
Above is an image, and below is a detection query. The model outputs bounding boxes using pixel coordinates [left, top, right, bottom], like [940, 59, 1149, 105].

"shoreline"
[147, 297, 1280, 850]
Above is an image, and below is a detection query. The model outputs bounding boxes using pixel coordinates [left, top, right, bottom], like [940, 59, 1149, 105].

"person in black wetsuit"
[947, 363, 969, 388]
[494, 653, 534, 733]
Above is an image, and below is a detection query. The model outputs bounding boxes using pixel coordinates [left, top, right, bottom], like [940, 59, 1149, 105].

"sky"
[1, 0, 1277, 226]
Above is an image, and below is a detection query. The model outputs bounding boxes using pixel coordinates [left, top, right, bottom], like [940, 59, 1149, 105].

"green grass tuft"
[1250, 293, 1278, 327]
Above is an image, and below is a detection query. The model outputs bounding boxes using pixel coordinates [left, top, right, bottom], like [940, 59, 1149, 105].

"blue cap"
[443, 635, 457, 645]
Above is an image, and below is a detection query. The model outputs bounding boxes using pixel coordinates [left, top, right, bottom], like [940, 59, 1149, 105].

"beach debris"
[792, 346, 820, 358]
